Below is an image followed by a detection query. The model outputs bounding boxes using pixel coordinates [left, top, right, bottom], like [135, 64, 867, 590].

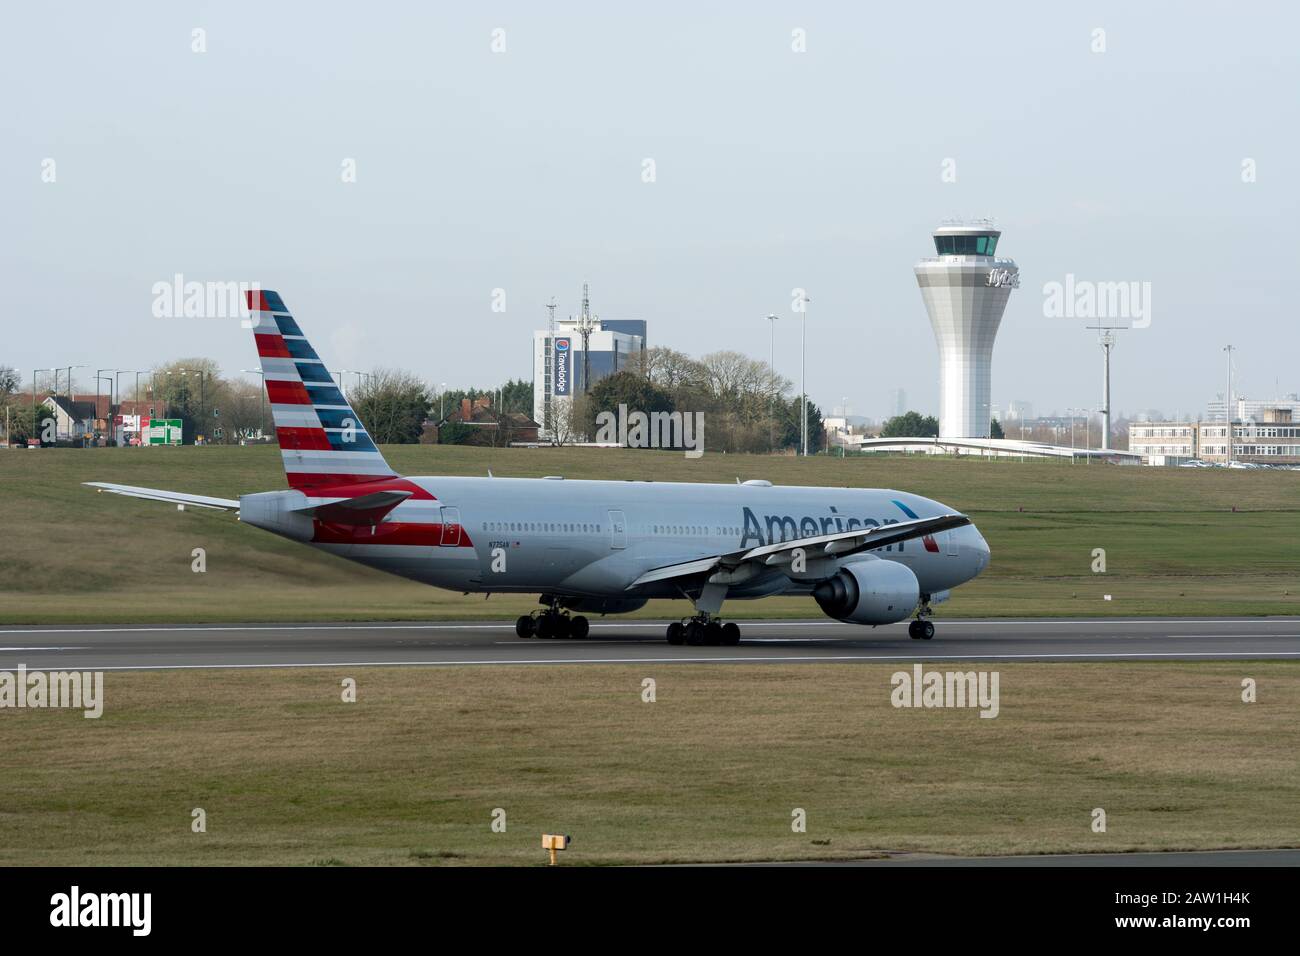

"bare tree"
[550, 394, 590, 445]
[626, 347, 709, 402]
[351, 369, 432, 444]
[220, 377, 265, 441]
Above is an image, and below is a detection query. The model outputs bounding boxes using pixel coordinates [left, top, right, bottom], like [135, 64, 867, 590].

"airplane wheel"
[685, 622, 706, 646]
[515, 615, 535, 639]
[908, 620, 922, 640]
[921, 621, 935, 640]
[570, 615, 589, 639]
[666, 622, 685, 645]
[537, 615, 556, 639]
[721, 622, 741, 645]
[705, 622, 723, 645]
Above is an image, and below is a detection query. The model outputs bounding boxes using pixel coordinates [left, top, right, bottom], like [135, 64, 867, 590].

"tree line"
[554, 347, 824, 454]
[3, 349, 829, 454]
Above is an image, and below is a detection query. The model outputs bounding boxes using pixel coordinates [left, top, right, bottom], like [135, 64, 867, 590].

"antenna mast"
[577, 281, 596, 396]
[543, 297, 558, 436]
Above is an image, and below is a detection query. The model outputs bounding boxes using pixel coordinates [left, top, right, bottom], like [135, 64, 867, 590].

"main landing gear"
[666, 614, 740, 647]
[516, 610, 589, 640]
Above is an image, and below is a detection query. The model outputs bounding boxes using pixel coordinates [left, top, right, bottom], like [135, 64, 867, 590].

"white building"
[823, 416, 852, 450]
[532, 297, 646, 440]
[1129, 408, 1300, 466]
[914, 221, 1018, 438]
[1206, 394, 1300, 424]
[1005, 399, 1033, 421]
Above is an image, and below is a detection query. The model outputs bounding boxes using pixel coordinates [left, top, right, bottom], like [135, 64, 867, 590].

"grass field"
[1, 661, 1296, 866]
[1, 444, 1298, 623]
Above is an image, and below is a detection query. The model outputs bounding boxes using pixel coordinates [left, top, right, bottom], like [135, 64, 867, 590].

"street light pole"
[115, 370, 136, 445]
[1224, 344, 1235, 464]
[765, 314, 779, 374]
[179, 370, 207, 439]
[31, 368, 53, 444]
[242, 369, 266, 439]
[764, 314, 779, 448]
[841, 396, 849, 458]
[797, 295, 810, 456]
[339, 369, 371, 398]
[62, 365, 87, 400]
[95, 368, 115, 446]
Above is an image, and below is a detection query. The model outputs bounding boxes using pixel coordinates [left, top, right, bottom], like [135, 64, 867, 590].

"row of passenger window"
[479, 521, 741, 538]
[483, 520, 599, 534]
[651, 525, 739, 537]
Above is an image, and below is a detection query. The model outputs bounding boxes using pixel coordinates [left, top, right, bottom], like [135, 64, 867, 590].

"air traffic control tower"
[914, 221, 1018, 438]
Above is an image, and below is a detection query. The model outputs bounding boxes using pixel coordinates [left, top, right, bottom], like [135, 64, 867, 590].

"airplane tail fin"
[246, 290, 397, 491]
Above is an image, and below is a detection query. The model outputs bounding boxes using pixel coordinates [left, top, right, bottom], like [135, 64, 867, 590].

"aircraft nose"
[971, 527, 991, 571]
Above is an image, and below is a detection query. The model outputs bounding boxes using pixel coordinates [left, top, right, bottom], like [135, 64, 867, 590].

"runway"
[1, 617, 1299, 671]
[760, 848, 1300, 867]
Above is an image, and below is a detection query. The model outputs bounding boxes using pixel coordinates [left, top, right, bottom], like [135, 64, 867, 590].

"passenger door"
[440, 507, 462, 547]
[608, 510, 627, 550]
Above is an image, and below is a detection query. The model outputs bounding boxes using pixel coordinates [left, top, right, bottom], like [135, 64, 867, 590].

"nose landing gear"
[908, 599, 936, 640]
[907, 619, 935, 640]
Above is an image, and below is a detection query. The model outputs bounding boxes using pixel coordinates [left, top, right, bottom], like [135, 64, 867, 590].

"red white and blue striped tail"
[246, 290, 397, 491]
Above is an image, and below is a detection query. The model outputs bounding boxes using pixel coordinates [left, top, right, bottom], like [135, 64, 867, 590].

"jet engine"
[812, 557, 919, 625]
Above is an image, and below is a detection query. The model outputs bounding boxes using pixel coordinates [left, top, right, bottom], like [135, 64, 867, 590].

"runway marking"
[0, 646, 91, 652]
[1169, 634, 1300, 639]
[1, 618, 1297, 636]
[492, 640, 661, 646]
[23, 651, 1300, 673]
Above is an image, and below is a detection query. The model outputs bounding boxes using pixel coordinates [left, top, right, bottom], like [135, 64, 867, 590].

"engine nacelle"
[812, 557, 920, 625]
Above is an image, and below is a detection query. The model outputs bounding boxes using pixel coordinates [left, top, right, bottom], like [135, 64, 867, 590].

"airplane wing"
[628, 512, 971, 588]
[83, 482, 240, 511]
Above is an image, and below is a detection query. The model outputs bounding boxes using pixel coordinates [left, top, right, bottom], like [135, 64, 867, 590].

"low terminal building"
[1129, 408, 1300, 466]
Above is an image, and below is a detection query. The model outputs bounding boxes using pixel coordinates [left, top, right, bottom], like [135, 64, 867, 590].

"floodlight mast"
[1087, 324, 1124, 451]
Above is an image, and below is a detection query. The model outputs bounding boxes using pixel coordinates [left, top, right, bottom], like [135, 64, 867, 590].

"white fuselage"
[242, 476, 990, 610]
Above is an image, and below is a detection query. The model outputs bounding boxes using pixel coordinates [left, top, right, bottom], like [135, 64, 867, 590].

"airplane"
[87, 290, 991, 646]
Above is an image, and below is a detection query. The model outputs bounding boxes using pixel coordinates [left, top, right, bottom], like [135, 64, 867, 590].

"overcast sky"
[4, 1, 1297, 422]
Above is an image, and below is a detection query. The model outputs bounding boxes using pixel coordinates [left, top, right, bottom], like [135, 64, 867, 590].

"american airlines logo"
[985, 268, 1019, 289]
[741, 505, 910, 549]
